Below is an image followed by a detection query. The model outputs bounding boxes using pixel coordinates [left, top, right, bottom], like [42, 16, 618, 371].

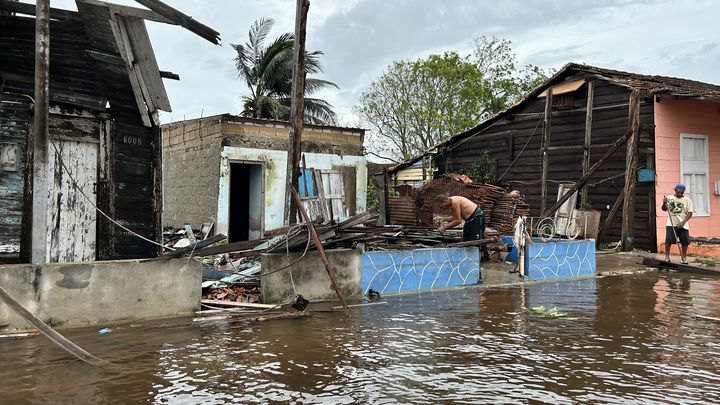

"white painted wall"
[217, 146, 367, 237]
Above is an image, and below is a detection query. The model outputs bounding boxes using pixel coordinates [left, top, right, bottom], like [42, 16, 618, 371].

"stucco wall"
[0, 258, 201, 330]
[654, 98, 720, 250]
[216, 146, 367, 236]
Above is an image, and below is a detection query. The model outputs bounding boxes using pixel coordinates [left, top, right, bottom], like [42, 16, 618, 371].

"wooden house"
[0, 0, 218, 262]
[389, 63, 720, 253]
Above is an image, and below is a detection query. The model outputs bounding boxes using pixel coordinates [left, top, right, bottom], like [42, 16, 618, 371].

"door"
[228, 162, 263, 242]
[46, 139, 98, 262]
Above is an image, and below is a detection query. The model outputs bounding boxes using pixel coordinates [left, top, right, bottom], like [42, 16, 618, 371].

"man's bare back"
[434, 195, 478, 234]
[451, 196, 478, 221]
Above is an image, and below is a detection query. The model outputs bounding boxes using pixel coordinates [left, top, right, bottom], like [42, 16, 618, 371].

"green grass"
[695, 256, 720, 268]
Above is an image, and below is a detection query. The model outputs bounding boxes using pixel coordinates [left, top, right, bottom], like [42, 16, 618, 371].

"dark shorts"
[463, 208, 485, 247]
[665, 226, 690, 246]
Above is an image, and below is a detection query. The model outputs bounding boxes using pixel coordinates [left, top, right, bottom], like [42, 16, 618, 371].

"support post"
[31, 0, 50, 264]
[581, 81, 594, 207]
[284, 0, 309, 225]
[383, 168, 390, 225]
[291, 187, 349, 313]
[540, 88, 553, 215]
[597, 189, 625, 245]
[621, 90, 641, 251]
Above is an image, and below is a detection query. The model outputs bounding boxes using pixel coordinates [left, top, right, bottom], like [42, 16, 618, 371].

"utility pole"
[31, 0, 50, 263]
[284, 0, 310, 225]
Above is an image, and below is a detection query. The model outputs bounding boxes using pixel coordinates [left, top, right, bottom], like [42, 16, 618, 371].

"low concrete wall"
[525, 239, 596, 280]
[361, 247, 480, 295]
[261, 249, 362, 304]
[0, 258, 201, 330]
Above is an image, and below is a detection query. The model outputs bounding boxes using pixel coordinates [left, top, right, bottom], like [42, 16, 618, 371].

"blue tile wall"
[361, 247, 480, 295]
[525, 239, 596, 280]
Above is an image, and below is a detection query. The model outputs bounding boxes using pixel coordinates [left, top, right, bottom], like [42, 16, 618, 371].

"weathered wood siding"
[435, 79, 656, 249]
[0, 93, 31, 254]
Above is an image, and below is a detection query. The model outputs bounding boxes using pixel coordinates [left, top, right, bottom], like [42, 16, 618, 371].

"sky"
[45, 0, 720, 129]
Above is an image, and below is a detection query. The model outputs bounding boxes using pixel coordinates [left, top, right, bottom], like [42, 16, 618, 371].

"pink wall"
[654, 98, 720, 251]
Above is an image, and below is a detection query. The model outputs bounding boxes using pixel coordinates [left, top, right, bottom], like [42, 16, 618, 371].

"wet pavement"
[1, 270, 720, 403]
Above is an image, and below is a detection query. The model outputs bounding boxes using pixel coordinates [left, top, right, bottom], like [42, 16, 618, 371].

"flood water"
[2, 272, 720, 404]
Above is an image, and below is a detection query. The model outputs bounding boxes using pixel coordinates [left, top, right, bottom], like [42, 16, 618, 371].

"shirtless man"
[433, 194, 485, 242]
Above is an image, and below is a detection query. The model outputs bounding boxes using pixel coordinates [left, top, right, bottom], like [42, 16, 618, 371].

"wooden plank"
[621, 91, 640, 251]
[540, 87, 552, 215]
[201, 300, 278, 309]
[123, 17, 171, 112]
[582, 80, 595, 210]
[133, 0, 220, 44]
[108, 15, 152, 127]
[642, 257, 720, 276]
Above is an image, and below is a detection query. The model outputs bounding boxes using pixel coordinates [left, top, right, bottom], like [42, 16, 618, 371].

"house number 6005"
[122, 136, 143, 145]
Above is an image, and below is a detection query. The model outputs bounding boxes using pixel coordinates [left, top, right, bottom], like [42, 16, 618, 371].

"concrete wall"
[217, 146, 367, 236]
[525, 239, 596, 280]
[654, 98, 720, 251]
[0, 258, 201, 330]
[261, 249, 362, 304]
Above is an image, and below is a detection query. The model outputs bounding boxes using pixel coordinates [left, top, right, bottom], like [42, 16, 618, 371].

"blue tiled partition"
[361, 247, 480, 295]
[525, 239, 596, 280]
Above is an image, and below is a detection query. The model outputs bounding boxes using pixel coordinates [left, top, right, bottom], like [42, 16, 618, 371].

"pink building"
[655, 98, 720, 255]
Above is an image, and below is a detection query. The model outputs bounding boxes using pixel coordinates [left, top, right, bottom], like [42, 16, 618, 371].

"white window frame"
[679, 133, 710, 216]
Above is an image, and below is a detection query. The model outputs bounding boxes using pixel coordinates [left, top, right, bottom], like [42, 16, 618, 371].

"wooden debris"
[201, 299, 277, 309]
[253, 310, 312, 322]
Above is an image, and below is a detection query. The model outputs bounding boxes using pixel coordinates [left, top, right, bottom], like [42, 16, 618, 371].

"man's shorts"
[665, 226, 690, 246]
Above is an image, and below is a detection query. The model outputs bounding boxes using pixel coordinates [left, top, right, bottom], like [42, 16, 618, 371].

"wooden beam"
[285, 0, 309, 225]
[291, 187, 349, 312]
[581, 81, 594, 208]
[597, 188, 624, 245]
[621, 90, 641, 251]
[31, 0, 50, 264]
[159, 70, 180, 80]
[543, 127, 631, 218]
[133, 0, 221, 44]
[76, 0, 172, 23]
[540, 87, 553, 215]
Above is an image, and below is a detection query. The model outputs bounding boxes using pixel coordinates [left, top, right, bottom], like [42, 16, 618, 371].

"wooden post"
[621, 91, 641, 251]
[383, 168, 390, 225]
[540, 88, 553, 215]
[581, 81, 594, 208]
[291, 187, 349, 312]
[284, 0, 309, 225]
[31, 0, 50, 264]
[597, 189, 625, 245]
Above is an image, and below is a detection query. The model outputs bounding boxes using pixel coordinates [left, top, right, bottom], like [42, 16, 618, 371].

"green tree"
[232, 18, 338, 125]
[357, 37, 548, 162]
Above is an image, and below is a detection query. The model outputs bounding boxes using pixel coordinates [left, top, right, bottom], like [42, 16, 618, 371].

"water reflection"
[1, 273, 719, 403]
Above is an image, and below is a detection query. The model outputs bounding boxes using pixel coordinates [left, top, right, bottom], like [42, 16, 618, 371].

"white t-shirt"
[665, 195, 693, 230]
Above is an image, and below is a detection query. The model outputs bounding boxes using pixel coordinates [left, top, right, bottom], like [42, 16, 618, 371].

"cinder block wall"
[162, 117, 224, 230]
[0, 259, 202, 330]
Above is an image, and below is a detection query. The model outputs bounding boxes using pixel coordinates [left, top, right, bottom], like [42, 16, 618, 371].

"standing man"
[662, 183, 693, 264]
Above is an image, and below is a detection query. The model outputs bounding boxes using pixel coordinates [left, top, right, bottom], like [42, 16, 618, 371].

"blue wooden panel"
[361, 247, 480, 295]
[298, 168, 316, 197]
[637, 168, 656, 183]
[525, 239, 596, 280]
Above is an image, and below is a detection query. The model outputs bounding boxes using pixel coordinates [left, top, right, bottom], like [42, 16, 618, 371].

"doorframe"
[217, 156, 265, 239]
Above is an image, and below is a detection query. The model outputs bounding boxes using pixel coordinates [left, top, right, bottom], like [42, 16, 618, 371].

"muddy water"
[2, 273, 720, 404]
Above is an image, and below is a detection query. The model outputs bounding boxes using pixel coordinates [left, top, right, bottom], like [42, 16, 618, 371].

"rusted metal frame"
[581, 80, 594, 208]
[543, 127, 631, 218]
[133, 0, 220, 44]
[540, 87, 552, 215]
[291, 187, 349, 312]
[30, 0, 50, 263]
[621, 90, 641, 251]
[285, 0, 309, 225]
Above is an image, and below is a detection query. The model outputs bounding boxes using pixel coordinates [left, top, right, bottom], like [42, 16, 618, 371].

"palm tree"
[232, 18, 338, 125]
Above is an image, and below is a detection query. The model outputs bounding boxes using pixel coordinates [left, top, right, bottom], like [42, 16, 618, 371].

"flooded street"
[2, 272, 720, 404]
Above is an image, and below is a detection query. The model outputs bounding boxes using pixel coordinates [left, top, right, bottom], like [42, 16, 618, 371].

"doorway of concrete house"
[228, 162, 263, 242]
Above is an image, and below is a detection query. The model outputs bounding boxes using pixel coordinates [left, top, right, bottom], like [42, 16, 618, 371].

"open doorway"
[228, 162, 263, 242]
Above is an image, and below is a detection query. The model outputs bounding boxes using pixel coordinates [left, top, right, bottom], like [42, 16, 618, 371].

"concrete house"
[161, 114, 367, 242]
[389, 63, 720, 254]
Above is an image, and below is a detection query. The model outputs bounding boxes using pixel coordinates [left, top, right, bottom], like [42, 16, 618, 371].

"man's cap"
[675, 183, 686, 190]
